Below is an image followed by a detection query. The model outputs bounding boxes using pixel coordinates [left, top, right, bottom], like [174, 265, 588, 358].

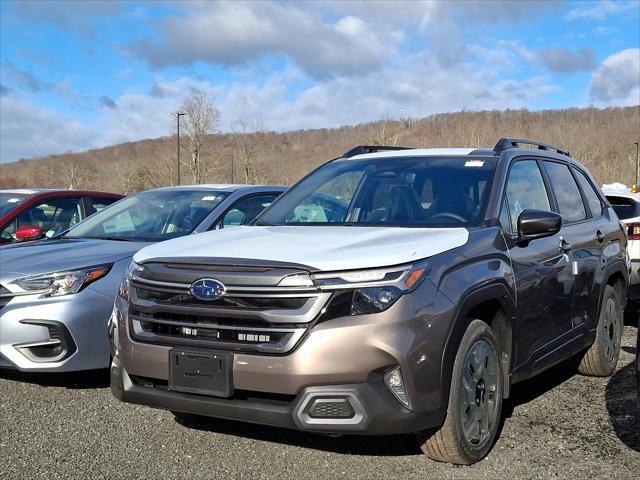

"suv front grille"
[135, 288, 307, 310]
[128, 266, 331, 354]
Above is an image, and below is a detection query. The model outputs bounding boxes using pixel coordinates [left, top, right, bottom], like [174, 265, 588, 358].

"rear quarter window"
[572, 168, 603, 218]
[89, 197, 119, 214]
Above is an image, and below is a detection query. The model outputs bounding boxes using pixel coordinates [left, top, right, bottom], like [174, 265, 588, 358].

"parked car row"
[0, 185, 285, 371]
[1, 139, 638, 466]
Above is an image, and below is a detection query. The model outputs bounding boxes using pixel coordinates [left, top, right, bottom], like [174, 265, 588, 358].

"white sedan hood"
[134, 226, 469, 272]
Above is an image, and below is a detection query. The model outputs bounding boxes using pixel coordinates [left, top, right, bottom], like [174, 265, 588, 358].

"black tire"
[578, 284, 623, 377]
[417, 319, 504, 465]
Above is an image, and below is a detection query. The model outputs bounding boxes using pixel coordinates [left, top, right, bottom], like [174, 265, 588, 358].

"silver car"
[0, 184, 285, 372]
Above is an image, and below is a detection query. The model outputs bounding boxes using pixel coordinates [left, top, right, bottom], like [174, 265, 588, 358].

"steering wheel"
[429, 212, 468, 223]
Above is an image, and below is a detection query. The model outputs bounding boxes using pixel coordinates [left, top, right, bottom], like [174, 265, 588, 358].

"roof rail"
[493, 138, 571, 157]
[342, 145, 414, 158]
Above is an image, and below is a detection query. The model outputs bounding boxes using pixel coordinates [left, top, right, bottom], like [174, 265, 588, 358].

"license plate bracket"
[169, 349, 233, 397]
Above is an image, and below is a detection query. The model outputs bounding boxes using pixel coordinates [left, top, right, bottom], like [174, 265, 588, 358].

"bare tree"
[27, 160, 58, 188]
[64, 159, 94, 189]
[232, 115, 266, 184]
[181, 88, 221, 184]
[115, 162, 139, 194]
[41, 162, 57, 187]
[370, 116, 399, 146]
[142, 144, 179, 189]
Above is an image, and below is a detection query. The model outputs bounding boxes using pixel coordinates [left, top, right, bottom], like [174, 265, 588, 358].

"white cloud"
[566, 1, 638, 21]
[539, 47, 597, 74]
[494, 41, 598, 74]
[1, 51, 563, 163]
[126, 1, 563, 76]
[592, 26, 618, 35]
[590, 49, 640, 105]
[12, 0, 122, 36]
[5, 0, 628, 164]
[493, 41, 537, 65]
[99, 55, 559, 138]
[126, 1, 395, 78]
[313, 0, 559, 28]
[0, 93, 98, 162]
[1, 60, 49, 91]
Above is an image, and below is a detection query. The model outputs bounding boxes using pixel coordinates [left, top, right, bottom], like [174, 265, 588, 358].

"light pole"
[229, 154, 234, 183]
[176, 112, 186, 185]
[635, 142, 639, 189]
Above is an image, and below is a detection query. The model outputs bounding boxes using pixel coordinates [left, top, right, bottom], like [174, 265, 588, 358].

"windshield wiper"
[66, 235, 139, 242]
[102, 236, 138, 242]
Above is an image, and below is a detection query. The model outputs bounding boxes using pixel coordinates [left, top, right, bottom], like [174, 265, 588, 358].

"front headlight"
[309, 260, 430, 316]
[10, 264, 112, 297]
[118, 260, 142, 301]
[350, 286, 403, 315]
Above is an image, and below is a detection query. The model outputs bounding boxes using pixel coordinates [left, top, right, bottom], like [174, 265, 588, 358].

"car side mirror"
[517, 210, 561, 245]
[15, 225, 47, 241]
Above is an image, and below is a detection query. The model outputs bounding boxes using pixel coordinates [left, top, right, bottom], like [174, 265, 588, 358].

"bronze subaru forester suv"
[110, 139, 629, 464]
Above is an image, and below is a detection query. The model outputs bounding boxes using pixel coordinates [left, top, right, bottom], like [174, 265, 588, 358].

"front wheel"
[417, 319, 503, 465]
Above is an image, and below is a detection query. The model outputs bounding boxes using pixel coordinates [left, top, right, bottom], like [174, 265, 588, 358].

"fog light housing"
[384, 366, 410, 408]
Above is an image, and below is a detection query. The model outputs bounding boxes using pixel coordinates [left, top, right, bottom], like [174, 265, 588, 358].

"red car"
[0, 189, 123, 244]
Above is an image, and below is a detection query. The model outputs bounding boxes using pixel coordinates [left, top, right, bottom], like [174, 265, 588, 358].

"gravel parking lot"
[1, 326, 638, 480]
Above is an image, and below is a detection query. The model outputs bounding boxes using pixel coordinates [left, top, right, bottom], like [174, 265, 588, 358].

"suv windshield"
[0, 193, 29, 217]
[64, 189, 229, 241]
[259, 156, 496, 227]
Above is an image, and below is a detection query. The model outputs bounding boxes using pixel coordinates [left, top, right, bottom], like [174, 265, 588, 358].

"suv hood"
[134, 226, 469, 271]
[0, 238, 149, 279]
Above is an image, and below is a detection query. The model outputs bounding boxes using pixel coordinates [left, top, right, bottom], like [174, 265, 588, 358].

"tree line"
[1, 103, 638, 193]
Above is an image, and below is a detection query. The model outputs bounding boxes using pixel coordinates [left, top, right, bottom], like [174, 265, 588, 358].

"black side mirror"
[517, 209, 561, 245]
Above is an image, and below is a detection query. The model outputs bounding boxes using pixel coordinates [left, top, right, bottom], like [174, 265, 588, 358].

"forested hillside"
[1, 106, 638, 193]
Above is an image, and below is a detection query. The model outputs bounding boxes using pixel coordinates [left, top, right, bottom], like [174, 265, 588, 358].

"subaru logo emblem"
[190, 278, 226, 301]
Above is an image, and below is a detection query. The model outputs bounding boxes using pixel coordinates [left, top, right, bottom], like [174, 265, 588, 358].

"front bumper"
[0, 286, 114, 372]
[111, 275, 456, 434]
[110, 356, 445, 435]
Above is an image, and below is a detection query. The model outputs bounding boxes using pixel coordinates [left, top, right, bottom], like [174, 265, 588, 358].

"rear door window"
[210, 193, 281, 229]
[572, 169, 603, 218]
[543, 162, 587, 224]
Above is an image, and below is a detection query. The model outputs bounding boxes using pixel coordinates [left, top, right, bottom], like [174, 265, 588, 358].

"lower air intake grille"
[308, 399, 355, 419]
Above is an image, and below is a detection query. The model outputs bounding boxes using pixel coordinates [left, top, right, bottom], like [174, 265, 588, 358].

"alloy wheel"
[459, 339, 500, 448]
[603, 296, 621, 365]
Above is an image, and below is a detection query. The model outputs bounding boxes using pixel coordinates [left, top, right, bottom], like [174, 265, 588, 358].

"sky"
[0, 0, 639, 163]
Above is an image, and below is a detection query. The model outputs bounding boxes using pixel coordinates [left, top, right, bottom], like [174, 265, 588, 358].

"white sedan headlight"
[10, 264, 113, 297]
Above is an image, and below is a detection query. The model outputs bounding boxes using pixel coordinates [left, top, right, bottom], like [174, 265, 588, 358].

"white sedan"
[603, 183, 639, 310]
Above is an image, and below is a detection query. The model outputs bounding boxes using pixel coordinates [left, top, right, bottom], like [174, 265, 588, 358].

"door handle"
[596, 230, 605, 243]
[559, 237, 572, 253]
